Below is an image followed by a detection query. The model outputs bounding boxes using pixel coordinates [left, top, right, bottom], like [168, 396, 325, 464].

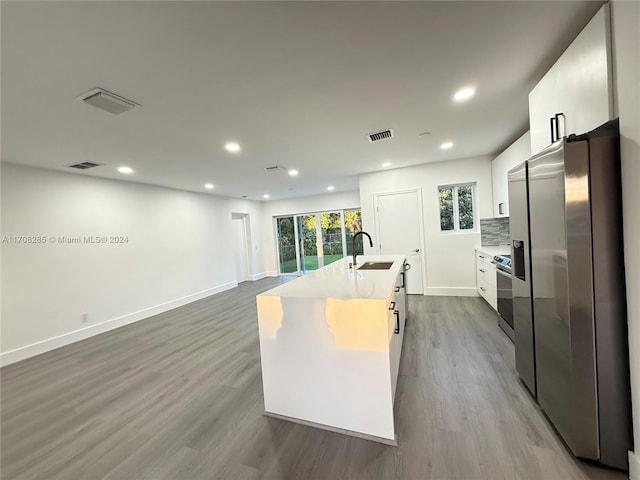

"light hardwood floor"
[1, 277, 627, 480]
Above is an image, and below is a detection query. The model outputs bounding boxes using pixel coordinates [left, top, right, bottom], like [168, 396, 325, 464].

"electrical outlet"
[81, 312, 88, 323]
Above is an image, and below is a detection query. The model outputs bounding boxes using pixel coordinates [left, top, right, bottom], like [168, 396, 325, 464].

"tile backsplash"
[480, 217, 510, 246]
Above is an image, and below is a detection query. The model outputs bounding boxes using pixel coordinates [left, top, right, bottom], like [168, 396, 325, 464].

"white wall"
[359, 155, 493, 296]
[261, 191, 361, 275]
[0, 164, 265, 365]
[611, 1, 640, 476]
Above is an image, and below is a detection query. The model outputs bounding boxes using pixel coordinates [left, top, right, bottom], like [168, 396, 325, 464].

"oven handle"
[496, 267, 512, 277]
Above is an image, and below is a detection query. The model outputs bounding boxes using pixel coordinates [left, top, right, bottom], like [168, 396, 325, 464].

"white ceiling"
[1, 1, 604, 200]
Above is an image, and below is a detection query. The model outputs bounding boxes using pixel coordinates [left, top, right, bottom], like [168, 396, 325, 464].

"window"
[275, 208, 362, 274]
[438, 183, 476, 232]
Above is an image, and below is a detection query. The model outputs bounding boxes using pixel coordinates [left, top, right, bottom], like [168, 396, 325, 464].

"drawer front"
[476, 263, 495, 286]
[476, 259, 497, 288]
[477, 278, 498, 310]
[476, 251, 492, 264]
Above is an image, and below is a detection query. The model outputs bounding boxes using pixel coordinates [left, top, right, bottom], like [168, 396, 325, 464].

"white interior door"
[232, 215, 250, 282]
[375, 190, 425, 294]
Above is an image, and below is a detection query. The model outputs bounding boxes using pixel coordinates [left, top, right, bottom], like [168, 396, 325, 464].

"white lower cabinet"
[476, 250, 497, 311]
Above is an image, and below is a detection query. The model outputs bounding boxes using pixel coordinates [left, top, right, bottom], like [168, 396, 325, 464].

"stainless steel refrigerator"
[508, 119, 633, 470]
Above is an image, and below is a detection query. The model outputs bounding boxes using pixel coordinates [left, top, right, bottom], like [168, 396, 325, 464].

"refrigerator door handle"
[550, 116, 557, 143]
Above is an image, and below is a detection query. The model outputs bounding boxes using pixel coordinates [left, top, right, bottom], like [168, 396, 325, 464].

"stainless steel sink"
[357, 261, 394, 270]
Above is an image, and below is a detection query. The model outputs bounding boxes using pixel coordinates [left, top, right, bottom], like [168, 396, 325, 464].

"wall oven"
[493, 255, 514, 341]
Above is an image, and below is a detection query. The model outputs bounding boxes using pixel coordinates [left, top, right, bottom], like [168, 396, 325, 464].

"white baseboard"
[0, 281, 238, 367]
[424, 287, 479, 297]
[249, 271, 267, 281]
[266, 270, 279, 277]
[630, 451, 640, 480]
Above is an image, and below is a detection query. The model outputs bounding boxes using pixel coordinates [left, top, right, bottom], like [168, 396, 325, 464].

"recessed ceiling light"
[205, 183, 214, 190]
[225, 142, 241, 153]
[382, 161, 392, 168]
[117, 166, 133, 174]
[288, 169, 299, 177]
[440, 142, 454, 150]
[453, 87, 475, 102]
[263, 194, 270, 199]
[327, 185, 335, 191]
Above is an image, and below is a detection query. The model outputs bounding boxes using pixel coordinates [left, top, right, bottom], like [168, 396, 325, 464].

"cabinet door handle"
[555, 112, 564, 140]
[394, 311, 400, 334]
[479, 269, 485, 273]
[550, 113, 564, 143]
[389, 301, 396, 311]
[480, 287, 486, 292]
[479, 255, 485, 259]
[400, 272, 405, 289]
[394, 286, 400, 292]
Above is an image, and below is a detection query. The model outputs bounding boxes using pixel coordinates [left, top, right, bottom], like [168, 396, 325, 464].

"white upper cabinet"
[529, 64, 560, 156]
[492, 131, 530, 218]
[529, 4, 613, 155]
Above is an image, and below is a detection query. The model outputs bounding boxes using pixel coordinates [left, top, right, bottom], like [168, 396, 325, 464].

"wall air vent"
[367, 129, 394, 143]
[68, 161, 103, 170]
[78, 87, 140, 115]
[264, 165, 287, 173]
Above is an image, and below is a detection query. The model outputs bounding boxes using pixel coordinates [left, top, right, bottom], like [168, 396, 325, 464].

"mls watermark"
[2, 235, 129, 245]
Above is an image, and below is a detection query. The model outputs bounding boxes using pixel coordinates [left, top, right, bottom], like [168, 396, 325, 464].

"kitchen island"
[256, 255, 407, 445]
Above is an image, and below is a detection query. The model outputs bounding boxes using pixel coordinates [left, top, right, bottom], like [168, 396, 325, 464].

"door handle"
[394, 311, 400, 334]
[480, 269, 485, 273]
[389, 301, 396, 311]
[394, 286, 400, 293]
[400, 272, 405, 289]
[412, 249, 420, 253]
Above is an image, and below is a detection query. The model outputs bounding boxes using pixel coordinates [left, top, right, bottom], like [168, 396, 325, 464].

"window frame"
[438, 182, 478, 234]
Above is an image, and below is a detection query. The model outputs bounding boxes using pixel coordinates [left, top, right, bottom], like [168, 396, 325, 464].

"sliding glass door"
[344, 208, 363, 258]
[297, 214, 318, 272]
[320, 212, 343, 267]
[276, 216, 298, 273]
[276, 209, 360, 275]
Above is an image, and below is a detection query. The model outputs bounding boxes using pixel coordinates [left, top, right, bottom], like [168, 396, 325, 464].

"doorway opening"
[232, 213, 252, 283]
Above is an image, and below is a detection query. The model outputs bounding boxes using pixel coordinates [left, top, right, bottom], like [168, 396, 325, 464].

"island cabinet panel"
[389, 265, 407, 401]
[256, 255, 406, 445]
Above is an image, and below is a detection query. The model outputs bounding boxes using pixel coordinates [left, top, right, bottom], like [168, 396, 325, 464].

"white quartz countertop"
[259, 255, 406, 300]
[475, 245, 511, 257]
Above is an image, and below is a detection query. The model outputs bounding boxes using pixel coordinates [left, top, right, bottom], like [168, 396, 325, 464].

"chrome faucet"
[352, 231, 373, 268]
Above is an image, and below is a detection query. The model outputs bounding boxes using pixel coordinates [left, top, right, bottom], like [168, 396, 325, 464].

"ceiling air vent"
[265, 165, 287, 173]
[367, 129, 394, 143]
[68, 161, 103, 170]
[78, 87, 139, 115]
